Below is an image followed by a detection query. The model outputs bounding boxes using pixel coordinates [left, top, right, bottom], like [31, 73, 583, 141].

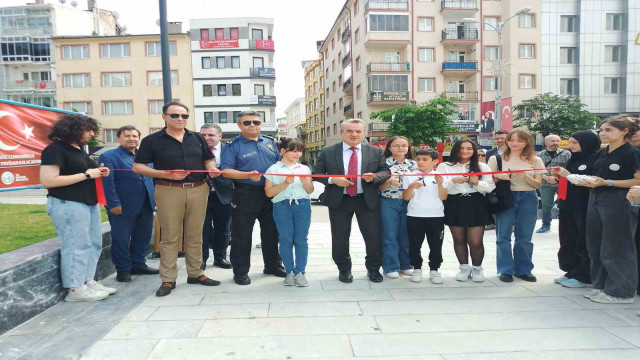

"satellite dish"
[70, 0, 78, 7]
[59, 0, 67, 4]
[112, 11, 120, 20]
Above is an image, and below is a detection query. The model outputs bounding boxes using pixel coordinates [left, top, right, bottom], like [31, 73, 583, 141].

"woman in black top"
[40, 114, 114, 302]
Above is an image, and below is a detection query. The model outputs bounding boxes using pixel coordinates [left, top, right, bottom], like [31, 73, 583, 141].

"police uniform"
[586, 142, 640, 299]
[219, 134, 284, 277]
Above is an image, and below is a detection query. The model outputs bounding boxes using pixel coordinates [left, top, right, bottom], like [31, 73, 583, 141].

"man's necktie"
[347, 146, 358, 197]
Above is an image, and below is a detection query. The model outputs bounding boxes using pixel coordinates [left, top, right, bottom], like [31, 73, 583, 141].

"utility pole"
[159, 0, 172, 103]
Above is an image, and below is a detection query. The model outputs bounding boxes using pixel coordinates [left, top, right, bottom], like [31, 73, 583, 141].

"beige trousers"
[155, 183, 209, 282]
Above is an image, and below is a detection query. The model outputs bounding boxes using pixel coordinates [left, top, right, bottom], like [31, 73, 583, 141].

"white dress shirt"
[435, 161, 495, 195]
[328, 142, 363, 194]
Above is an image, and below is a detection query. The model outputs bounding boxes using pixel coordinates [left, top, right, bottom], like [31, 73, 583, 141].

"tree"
[370, 96, 458, 147]
[513, 93, 599, 138]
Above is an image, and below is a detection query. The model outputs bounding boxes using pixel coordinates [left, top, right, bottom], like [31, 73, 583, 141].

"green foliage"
[370, 96, 458, 147]
[513, 93, 599, 138]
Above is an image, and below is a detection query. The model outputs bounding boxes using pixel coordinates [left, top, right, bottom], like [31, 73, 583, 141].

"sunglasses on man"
[166, 113, 190, 119]
[242, 120, 262, 126]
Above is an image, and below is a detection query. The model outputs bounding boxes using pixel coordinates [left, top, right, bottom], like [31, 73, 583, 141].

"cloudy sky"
[5, 0, 345, 117]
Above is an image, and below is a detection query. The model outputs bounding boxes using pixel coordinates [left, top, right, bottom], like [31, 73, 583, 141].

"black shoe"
[116, 271, 131, 282]
[234, 273, 251, 285]
[518, 274, 537, 282]
[131, 265, 159, 275]
[499, 274, 513, 282]
[339, 270, 353, 283]
[155, 282, 176, 297]
[213, 258, 232, 269]
[367, 271, 383, 283]
[263, 267, 287, 277]
[187, 275, 221, 286]
[200, 262, 206, 270]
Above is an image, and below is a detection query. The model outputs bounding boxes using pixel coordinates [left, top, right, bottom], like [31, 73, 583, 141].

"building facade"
[277, 116, 288, 138]
[0, 1, 123, 108]
[284, 97, 305, 139]
[53, 31, 194, 145]
[189, 17, 277, 139]
[542, 0, 640, 116]
[302, 57, 325, 165]
[320, 0, 543, 144]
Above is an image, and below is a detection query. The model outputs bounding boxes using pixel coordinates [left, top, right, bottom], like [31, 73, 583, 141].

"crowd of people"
[39, 104, 640, 305]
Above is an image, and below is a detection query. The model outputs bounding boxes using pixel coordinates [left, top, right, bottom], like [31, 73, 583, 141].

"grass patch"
[0, 204, 108, 255]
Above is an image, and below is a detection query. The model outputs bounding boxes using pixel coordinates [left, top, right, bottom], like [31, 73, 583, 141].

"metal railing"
[365, 0, 408, 11]
[342, 51, 351, 67]
[369, 122, 390, 132]
[444, 91, 478, 100]
[367, 62, 411, 72]
[343, 77, 352, 89]
[441, 0, 478, 10]
[344, 103, 353, 114]
[442, 61, 478, 71]
[341, 26, 350, 43]
[442, 28, 479, 40]
[2, 80, 56, 90]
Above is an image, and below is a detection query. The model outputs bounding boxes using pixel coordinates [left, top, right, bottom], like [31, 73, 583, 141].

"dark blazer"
[486, 147, 500, 161]
[99, 146, 155, 216]
[211, 143, 232, 205]
[313, 142, 390, 209]
[480, 118, 494, 133]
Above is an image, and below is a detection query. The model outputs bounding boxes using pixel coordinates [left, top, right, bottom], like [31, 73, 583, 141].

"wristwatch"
[84, 172, 91, 179]
[607, 179, 614, 187]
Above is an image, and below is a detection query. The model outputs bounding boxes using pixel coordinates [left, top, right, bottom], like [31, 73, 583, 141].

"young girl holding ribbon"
[264, 138, 314, 287]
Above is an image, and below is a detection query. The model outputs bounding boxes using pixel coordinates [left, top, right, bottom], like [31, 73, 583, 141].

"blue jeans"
[539, 186, 557, 228]
[380, 197, 411, 273]
[495, 190, 538, 276]
[46, 197, 103, 288]
[272, 199, 311, 274]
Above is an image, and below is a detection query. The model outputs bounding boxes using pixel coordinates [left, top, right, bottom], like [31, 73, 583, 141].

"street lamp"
[462, 6, 531, 131]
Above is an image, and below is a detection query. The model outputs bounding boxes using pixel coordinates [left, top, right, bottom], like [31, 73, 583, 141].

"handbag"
[487, 154, 513, 214]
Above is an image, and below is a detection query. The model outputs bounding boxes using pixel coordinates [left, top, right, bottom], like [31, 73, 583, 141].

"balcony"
[0, 26, 52, 36]
[344, 103, 354, 115]
[249, 67, 276, 79]
[444, 91, 479, 101]
[369, 122, 390, 134]
[368, 91, 410, 103]
[341, 26, 351, 43]
[441, 28, 479, 41]
[365, 0, 409, 12]
[342, 51, 352, 67]
[367, 62, 411, 72]
[343, 77, 353, 92]
[3, 80, 56, 92]
[441, 0, 478, 11]
[441, 61, 478, 75]
[249, 39, 275, 50]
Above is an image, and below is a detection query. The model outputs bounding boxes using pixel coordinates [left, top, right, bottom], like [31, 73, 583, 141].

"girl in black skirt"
[436, 139, 495, 282]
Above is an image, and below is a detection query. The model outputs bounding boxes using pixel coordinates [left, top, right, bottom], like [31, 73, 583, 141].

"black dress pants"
[407, 216, 445, 270]
[557, 208, 591, 284]
[202, 190, 231, 264]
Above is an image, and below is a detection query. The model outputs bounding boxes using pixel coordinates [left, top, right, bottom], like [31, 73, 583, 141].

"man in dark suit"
[200, 124, 232, 270]
[313, 119, 390, 283]
[99, 125, 158, 282]
[486, 130, 508, 160]
[479, 113, 495, 133]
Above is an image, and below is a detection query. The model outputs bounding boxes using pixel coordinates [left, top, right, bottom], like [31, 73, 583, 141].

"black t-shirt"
[591, 143, 640, 192]
[134, 128, 214, 183]
[41, 142, 98, 205]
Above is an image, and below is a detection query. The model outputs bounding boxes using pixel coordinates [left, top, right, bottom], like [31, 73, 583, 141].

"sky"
[5, 0, 346, 117]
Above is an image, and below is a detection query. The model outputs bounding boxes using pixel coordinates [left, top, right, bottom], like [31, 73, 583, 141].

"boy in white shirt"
[402, 149, 448, 284]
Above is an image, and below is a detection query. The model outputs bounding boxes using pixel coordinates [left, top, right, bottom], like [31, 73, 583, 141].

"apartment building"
[542, 0, 640, 116]
[284, 97, 305, 139]
[190, 17, 277, 139]
[277, 116, 288, 138]
[321, 0, 542, 144]
[302, 57, 325, 165]
[0, 0, 123, 108]
[53, 29, 194, 145]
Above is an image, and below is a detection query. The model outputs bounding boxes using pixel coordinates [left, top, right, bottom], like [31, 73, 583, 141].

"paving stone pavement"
[2, 203, 640, 359]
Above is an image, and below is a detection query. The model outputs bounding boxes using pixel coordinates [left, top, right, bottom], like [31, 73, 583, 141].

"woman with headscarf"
[554, 131, 601, 288]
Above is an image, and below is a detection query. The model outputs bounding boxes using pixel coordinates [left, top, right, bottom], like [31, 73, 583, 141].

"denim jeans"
[539, 186, 557, 228]
[380, 196, 411, 274]
[495, 190, 538, 276]
[46, 197, 103, 288]
[272, 199, 311, 274]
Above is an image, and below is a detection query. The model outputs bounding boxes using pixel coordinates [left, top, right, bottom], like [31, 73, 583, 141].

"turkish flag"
[501, 97, 513, 131]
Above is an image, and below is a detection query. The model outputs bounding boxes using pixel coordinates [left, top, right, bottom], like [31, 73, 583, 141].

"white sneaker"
[283, 272, 295, 286]
[86, 280, 117, 295]
[384, 271, 400, 279]
[294, 273, 309, 287]
[590, 292, 635, 304]
[583, 289, 602, 300]
[410, 269, 422, 283]
[471, 266, 485, 283]
[65, 286, 108, 302]
[455, 264, 471, 282]
[399, 269, 414, 276]
[429, 270, 443, 284]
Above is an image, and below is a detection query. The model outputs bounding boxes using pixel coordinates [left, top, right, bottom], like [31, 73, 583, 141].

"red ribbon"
[95, 178, 107, 206]
[557, 177, 568, 200]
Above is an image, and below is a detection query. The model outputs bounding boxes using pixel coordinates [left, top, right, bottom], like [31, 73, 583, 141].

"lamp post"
[463, 6, 531, 131]
[158, 0, 172, 103]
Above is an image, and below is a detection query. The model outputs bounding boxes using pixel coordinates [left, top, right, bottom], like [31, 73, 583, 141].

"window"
[368, 74, 409, 92]
[62, 45, 88, 60]
[146, 41, 176, 56]
[253, 57, 264, 68]
[148, 71, 178, 86]
[418, 18, 433, 32]
[333, 124, 337, 134]
[204, 112, 213, 124]
[418, 48, 434, 62]
[485, 46, 499, 60]
[484, 77, 499, 91]
[560, 79, 578, 96]
[252, 28, 263, 40]
[232, 84, 241, 96]
[561, 15, 578, 32]
[605, 45, 622, 62]
[64, 102, 91, 114]
[218, 112, 228, 123]
[215, 28, 224, 40]
[356, 84, 362, 99]
[355, 28, 360, 43]
[201, 29, 209, 40]
[332, 81, 336, 92]
[101, 43, 130, 58]
[103, 101, 132, 115]
[216, 56, 225, 69]
[485, 17, 499, 31]
[231, 28, 239, 39]
[63, 73, 90, 88]
[202, 57, 211, 69]
[331, 38, 335, 50]
[356, 56, 361, 71]
[231, 56, 240, 68]
[258, 111, 266, 121]
[254, 84, 265, 95]
[102, 72, 131, 87]
[217, 84, 227, 96]
[354, 0, 359, 14]
[519, 44, 535, 59]
[203, 84, 212, 97]
[419, 78, 434, 92]
[357, 112, 362, 120]
[368, 14, 410, 32]
[605, 77, 622, 94]
[606, 13, 624, 31]
[333, 103, 336, 113]
[149, 100, 164, 114]
[519, 75, 535, 89]
[104, 129, 118, 143]
[332, 60, 336, 71]
[560, 47, 577, 64]
[519, 14, 534, 28]
[233, 111, 241, 122]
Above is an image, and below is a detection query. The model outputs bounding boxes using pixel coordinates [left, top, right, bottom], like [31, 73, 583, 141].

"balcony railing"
[444, 91, 479, 100]
[3, 80, 56, 91]
[342, 51, 352, 67]
[341, 26, 351, 43]
[0, 26, 52, 35]
[441, 0, 478, 10]
[344, 103, 353, 114]
[369, 122, 390, 133]
[368, 91, 410, 102]
[442, 61, 478, 71]
[343, 77, 352, 90]
[365, 0, 409, 11]
[367, 62, 411, 72]
[442, 28, 479, 40]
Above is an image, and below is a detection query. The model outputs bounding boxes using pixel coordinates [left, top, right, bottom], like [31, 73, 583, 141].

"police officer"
[220, 111, 285, 285]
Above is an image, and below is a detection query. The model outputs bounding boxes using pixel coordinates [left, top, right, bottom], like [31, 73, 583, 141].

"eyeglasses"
[478, 154, 486, 157]
[166, 113, 190, 119]
[390, 145, 409, 149]
[242, 120, 262, 126]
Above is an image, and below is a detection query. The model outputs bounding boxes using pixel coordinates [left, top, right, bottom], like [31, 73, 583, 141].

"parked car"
[310, 181, 325, 203]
